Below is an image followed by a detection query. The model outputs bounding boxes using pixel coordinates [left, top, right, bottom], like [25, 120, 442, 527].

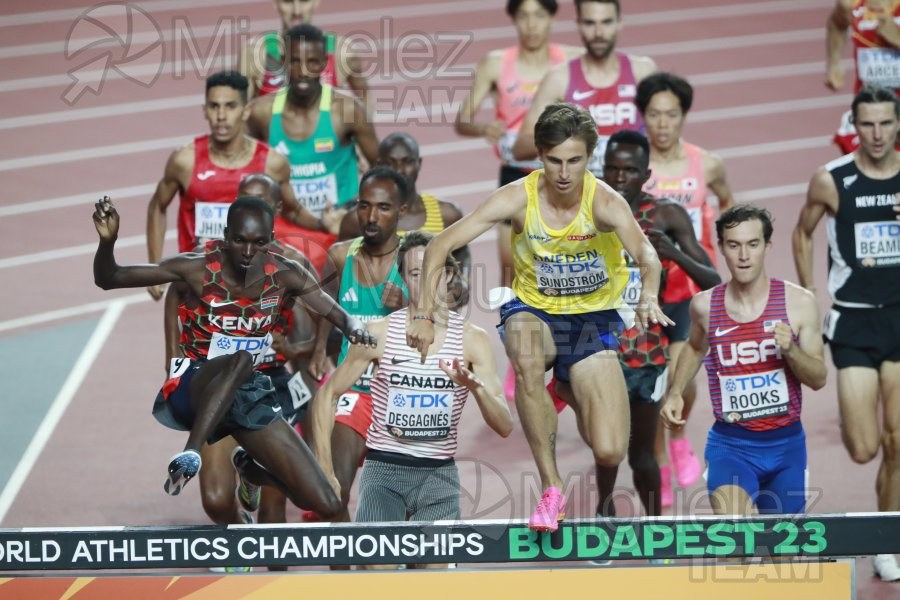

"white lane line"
[0, 167, 816, 275]
[0, 57, 854, 133]
[0, 175, 812, 334]
[0, 0, 829, 94]
[0, 92, 848, 175]
[0, 0, 823, 59]
[0, 300, 126, 523]
[0, 229, 177, 270]
[0, 183, 157, 218]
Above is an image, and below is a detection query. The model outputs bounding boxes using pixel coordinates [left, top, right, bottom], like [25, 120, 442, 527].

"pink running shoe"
[528, 487, 567, 532]
[504, 365, 516, 402]
[546, 376, 567, 414]
[660, 465, 673, 508]
[670, 438, 701, 488]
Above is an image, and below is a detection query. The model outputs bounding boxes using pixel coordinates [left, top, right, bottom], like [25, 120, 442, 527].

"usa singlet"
[564, 53, 643, 174]
[512, 170, 627, 314]
[367, 309, 469, 460]
[178, 135, 269, 252]
[703, 279, 802, 431]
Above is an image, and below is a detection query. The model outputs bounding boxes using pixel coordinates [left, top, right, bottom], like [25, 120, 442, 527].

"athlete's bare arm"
[651, 201, 721, 290]
[781, 283, 827, 390]
[309, 241, 350, 380]
[98, 199, 200, 290]
[335, 90, 379, 164]
[238, 36, 266, 99]
[593, 186, 672, 329]
[703, 151, 735, 210]
[265, 150, 337, 233]
[407, 185, 525, 357]
[826, 0, 853, 90]
[454, 51, 504, 141]
[439, 200, 472, 308]
[511, 65, 568, 161]
[309, 318, 386, 494]
[246, 95, 276, 142]
[455, 323, 513, 437]
[792, 167, 839, 289]
[163, 282, 186, 372]
[660, 291, 712, 429]
[630, 55, 658, 83]
[146, 145, 193, 299]
[335, 36, 369, 101]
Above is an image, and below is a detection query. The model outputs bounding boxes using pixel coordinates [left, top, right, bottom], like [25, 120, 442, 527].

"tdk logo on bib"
[724, 371, 782, 392]
[392, 393, 449, 408]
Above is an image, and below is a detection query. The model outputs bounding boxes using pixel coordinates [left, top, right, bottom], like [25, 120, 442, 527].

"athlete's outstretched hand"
[660, 394, 686, 431]
[345, 316, 376, 348]
[636, 294, 674, 331]
[406, 315, 434, 363]
[439, 358, 483, 392]
[92, 196, 119, 241]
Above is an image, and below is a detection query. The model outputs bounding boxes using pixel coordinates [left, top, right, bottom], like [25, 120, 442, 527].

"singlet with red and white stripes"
[703, 279, 802, 432]
[367, 308, 469, 460]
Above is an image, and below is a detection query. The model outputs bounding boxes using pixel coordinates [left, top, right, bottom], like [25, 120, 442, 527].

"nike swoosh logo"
[391, 357, 414, 365]
[209, 299, 235, 307]
[714, 325, 740, 337]
[197, 170, 216, 181]
[572, 89, 594, 101]
[272, 405, 282, 413]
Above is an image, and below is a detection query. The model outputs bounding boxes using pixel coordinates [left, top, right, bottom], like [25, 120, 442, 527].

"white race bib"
[335, 392, 359, 417]
[384, 386, 452, 441]
[534, 252, 610, 297]
[857, 47, 900, 88]
[718, 367, 789, 423]
[287, 372, 311, 410]
[497, 131, 543, 170]
[168, 357, 192, 379]
[292, 173, 338, 218]
[854, 220, 900, 268]
[207, 332, 272, 367]
[623, 266, 642, 309]
[587, 136, 609, 175]
[194, 202, 231, 240]
[686, 206, 704, 242]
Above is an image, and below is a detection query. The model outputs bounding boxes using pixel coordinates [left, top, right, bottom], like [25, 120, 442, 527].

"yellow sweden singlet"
[512, 170, 626, 314]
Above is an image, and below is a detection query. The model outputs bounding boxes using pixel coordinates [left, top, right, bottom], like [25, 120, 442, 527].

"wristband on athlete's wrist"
[412, 314, 434, 323]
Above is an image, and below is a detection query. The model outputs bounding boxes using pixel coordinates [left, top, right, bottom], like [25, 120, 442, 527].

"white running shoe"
[873, 554, 900, 582]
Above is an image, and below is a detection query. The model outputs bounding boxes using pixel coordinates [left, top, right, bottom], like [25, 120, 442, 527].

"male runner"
[309, 167, 410, 525]
[792, 85, 900, 581]
[146, 70, 332, 298]
[239, 0, 367, 99]
[662, 205, 826, 520]
[311, 230, 512, 569]
[592, 131, 719, 519]
[454, 0, 582, 294]
[406, 103, 671, 532]
[825, 0, 900, 154]
[511, 0, 656, 175]
[341, 132, 472, 308]
[93, 195, 374, 517]
[635, 71, 735, 504]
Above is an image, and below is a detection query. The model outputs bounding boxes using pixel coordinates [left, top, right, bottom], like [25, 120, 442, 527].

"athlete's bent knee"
[201, 487, 237, 525]
[882, 429, 900, 463]
[594, 443, 626, 468]
[628, 449, 658, 478]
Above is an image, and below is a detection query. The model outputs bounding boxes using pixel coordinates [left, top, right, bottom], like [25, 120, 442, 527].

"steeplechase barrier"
[0, 512, 895, 598]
